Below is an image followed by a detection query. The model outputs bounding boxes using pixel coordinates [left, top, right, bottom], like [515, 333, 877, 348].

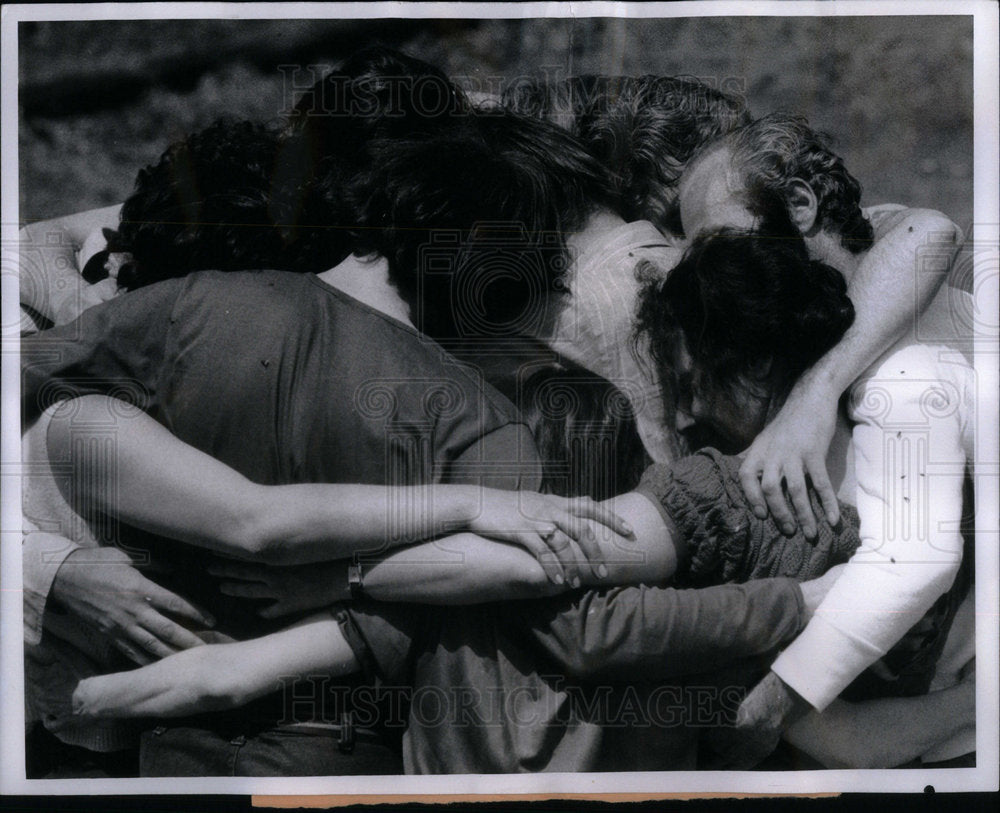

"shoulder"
[848, 342, 969, 426]
[864, 204, 963, 245]
[574, 220, 676, 278]
[169, 270, 358, 335]
[862, 203, 907, 237]
[177, 268, 315, 303]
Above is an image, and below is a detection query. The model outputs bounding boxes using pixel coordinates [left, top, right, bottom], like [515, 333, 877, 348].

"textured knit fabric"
[636, 449, 862, 587]
[636, 447, 967, 704]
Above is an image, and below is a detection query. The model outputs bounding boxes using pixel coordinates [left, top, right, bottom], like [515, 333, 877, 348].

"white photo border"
[2, 0, 997, 798]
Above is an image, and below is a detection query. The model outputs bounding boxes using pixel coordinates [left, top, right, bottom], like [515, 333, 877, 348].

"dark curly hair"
[345, 107, 619, 341]
[288, 44, 469, 140]
[635, 227, 855, 417]
[698, 113, 874, 253]
[503, 75, 750, 237]
[520, 362, 649, 500]
[285, 45, 470, 188]
[111, 119, 346, 290]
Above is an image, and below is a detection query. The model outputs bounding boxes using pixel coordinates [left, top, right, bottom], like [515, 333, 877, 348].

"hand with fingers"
[739, 386, 840, 540]
[736, 670, 811, 740]
[30, 640, 102, 728]
[208, 558, 344, 619]
[467, 490, 634, 587]
[707, 671, 811, 769]
[48, 546, 215, 665]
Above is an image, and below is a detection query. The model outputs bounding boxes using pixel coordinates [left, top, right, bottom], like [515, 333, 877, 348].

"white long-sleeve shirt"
[772, 285, 975, 710]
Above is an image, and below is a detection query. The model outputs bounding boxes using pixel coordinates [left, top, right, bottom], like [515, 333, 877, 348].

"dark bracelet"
[347, 563, 364, 601]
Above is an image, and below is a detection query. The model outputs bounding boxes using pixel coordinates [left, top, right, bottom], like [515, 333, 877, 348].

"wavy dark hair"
[520, 362, 648, 500]
[284, 44, 470, 195]
[278, 46, 476, 280]
[287, 44, 469, 146]
[635, 228, 855, 414]
[697, 113, 874, 253]
[503, 75, 750, 237]
[344, 108, 619, 340]
[110, 119, 344, 290]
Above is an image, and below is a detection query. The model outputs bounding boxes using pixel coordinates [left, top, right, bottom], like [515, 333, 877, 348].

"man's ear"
[786, 178, 818, 235]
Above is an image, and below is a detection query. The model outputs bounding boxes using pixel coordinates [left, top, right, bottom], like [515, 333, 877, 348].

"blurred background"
[18, 15, 974, 230]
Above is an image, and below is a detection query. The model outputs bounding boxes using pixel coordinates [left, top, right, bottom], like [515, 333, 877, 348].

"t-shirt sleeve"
[635, 449, 861, 586]
[514, 578, 806, 683]
[22, 528, 81, 646]
[336, 601, 433, 685]
[771, 346, 968, 710]
[21, 279, 185, 425]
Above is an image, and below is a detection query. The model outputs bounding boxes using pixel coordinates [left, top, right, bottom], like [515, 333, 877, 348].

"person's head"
[635, 228, 855, 454]
[679, 113, 874, 253]
[520, 362, 648, 499]
[286, 45, 469, 169]
[503, 74, 750, 237]
[110, 119, 342, 290]
[345, 107, 619, 341]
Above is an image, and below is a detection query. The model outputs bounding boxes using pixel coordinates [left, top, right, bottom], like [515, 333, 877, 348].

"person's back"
[21, 266, 542, 773]
[22, 50, 610, 774]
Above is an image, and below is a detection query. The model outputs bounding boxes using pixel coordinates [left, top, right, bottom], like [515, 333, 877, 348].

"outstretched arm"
[70, 613, 358, 721]
[516, 579, 807, 682]
[210, 491, 681, 616]
[363, 491, 675, 597]
[783, 668, 975, 769]
[768, 344, 967, 712]
[732, 345, 969, 756]
[46, 394, 629, 575]
[740, 208, 961, 536]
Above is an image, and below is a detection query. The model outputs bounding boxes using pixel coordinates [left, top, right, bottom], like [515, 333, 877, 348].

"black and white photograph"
[2, 0, 998, 800]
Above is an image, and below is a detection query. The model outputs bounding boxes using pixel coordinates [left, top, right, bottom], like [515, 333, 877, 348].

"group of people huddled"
[20, 46, 976, 777]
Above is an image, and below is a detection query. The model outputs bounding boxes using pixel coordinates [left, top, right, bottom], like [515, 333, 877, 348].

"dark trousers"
[26, 724, 139, 779]
[139, 722, 403, 776]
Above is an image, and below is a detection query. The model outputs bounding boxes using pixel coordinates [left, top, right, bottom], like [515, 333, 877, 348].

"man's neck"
[317, 254, 414, 326]
[805, 230, 865, 283]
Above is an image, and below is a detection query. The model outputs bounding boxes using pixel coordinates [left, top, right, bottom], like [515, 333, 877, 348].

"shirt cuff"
[770, 613, 884, 711]
[22, 532, 83, 646]
[335, 601, 422, 684]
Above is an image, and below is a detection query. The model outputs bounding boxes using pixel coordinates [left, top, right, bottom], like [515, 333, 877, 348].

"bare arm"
[816, 208, 960, 397]
[47, 396, 478, 564]
[47, 395, 629, 571]
[20, 205, 122, 325]
[24, 401, 213, 665]
[740, 208, 961, 536]
[212, 492, 680, 615]
[368, 493, 675, 599]
[783, 671, 975, 769]
[70, 613, 357, 721]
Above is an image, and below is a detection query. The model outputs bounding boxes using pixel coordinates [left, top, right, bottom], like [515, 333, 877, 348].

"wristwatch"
[347, 563, 364, 600]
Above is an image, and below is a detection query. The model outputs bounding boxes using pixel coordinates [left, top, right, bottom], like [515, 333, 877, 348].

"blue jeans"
[139, 723, 403, 776]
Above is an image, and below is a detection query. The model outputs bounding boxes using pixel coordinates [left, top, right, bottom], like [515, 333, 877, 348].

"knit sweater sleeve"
[635, 449, 860, 587]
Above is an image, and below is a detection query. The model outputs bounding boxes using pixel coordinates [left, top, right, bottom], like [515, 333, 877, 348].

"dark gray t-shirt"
[22, 269, 542, 639]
